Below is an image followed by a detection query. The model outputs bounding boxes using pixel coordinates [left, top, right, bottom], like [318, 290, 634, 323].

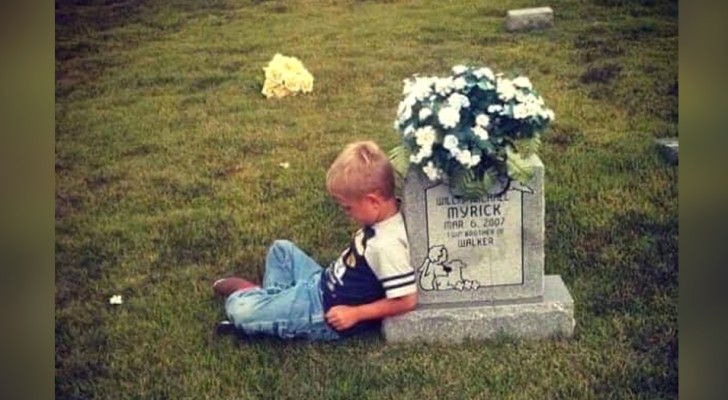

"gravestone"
[383, 155, 575, 343]
[655, 137, 678, 165]
[505, 7, 554, 32]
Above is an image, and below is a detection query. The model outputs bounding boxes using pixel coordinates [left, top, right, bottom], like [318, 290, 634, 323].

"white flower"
[447, 93, 470, 110]
[456, 149, 481, 168]
[487, 104, 503, 113]
[496, 78, 516, 101]
[402, 77, 416, 95]
[473, 126, 489, 140]
[423, 161, 443, 181]
[515, 102, 540, 119]
[528, 103, 542, 117]
[435, 77, 454, 96]
[542, 108, 555, 121]
[475, 113, 490, 127]
[397, 100, 412, 122]
[443, 134, 459, 151]
[279, 162, 290, 169]
[405, 93, 417, 107]
[512, 76, 533, 90]
[410, 77, 434, 100]
[415, 126, 437, 148]
[515, 90, 530, 103]
[513, 103, 528, 119]
[109, 295, 123, 305]
[516, 91, 544, 106]
[438, 106, 460, 129]
[409, 146, 432, 165]
[419, 144, 433, 158]
[452, 65, 468, 75]
[473, 67, 495, 81]
[453, 77, 467, 91]
[261, 54, 314, 99]
[514, 102, 542, 119]
[456, 149, 470, 165]
[419, 107, 432, 121]
[455, 149, 482, 168]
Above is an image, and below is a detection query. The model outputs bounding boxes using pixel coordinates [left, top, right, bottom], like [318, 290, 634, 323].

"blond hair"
[326, 141, 395, 200]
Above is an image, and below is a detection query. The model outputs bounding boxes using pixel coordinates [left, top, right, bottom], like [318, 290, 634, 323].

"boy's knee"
[225, 297, 259, 326]
[269, 239, 294, 258]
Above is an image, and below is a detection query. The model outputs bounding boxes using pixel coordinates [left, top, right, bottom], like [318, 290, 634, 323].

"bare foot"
[212, 277, 260, 297]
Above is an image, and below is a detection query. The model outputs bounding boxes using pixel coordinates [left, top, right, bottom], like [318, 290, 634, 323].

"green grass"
[56, 0, 678, 398]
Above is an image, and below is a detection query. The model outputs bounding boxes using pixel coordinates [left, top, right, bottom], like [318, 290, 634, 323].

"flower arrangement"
[261, 53, 314, 99]
[390, 65, 555, 199]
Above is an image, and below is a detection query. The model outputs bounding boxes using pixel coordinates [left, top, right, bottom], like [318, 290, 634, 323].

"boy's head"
[326, 141, 396, 226]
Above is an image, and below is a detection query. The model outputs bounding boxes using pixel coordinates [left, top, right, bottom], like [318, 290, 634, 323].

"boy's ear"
[363, 193, 383, 207]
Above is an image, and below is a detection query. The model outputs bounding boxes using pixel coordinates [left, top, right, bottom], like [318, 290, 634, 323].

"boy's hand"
[325, 306, 360, 331]
[325, 293, 417, 332]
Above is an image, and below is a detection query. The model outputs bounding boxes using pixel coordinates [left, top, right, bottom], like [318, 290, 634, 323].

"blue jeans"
[225, 240, 341, 341]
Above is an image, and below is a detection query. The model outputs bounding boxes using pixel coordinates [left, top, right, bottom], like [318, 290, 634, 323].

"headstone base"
[383, 275, 575, 343]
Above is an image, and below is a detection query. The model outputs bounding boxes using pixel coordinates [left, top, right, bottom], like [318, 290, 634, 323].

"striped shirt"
[321, 212, 416, 336]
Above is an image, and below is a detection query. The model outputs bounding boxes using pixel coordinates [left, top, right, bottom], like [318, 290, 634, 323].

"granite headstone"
[383, 155, 575, 343]
[505, 7, 554, 32]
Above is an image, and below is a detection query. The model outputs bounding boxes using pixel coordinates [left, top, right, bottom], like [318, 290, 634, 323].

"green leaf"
[388, 145, 411, 178]
[449, 167, 499, 200]
[476, 139, 495, 154]
[515, 134, 541, 157]
[505, 145, 534, 184]
[480, 168, 500, 192]
[476, 81, 493, 91]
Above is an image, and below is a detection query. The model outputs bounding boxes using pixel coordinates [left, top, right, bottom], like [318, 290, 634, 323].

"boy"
[213, 141, 417, 340]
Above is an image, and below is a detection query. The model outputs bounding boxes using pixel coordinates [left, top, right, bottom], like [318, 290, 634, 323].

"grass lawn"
[56, 0, 678, 398]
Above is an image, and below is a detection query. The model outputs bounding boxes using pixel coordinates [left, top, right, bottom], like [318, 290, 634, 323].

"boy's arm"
[325, 292, 418, 332]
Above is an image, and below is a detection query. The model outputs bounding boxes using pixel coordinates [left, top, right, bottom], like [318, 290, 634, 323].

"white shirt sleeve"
[365, 237, 417, 299]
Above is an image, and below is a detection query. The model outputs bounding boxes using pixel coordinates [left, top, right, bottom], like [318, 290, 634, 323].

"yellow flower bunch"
[261, 53, 314, 99]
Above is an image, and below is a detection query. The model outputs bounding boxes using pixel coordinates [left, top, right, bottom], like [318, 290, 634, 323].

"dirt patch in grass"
[55, 192, 84, 219]
[544, 122, 584, 151]
[580, 62, 623, 85]
[590, 0, 678, 17]
[574, 33, 626, 63]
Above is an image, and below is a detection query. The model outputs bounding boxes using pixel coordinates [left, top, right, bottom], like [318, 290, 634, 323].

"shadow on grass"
[55, 0, 237, 97]
[584, 208, 677, 316]
[571, 3, 678, 122]
[56, 317, 111, 398]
